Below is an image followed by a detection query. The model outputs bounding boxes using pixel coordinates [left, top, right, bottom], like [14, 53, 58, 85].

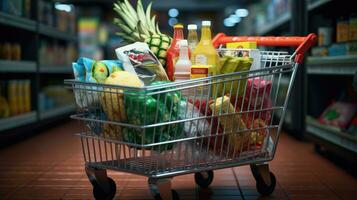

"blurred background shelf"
[306, 116, 357, 154]
[0, 111, 37, 132]
[257, 12, 291, 35]
[39, 65, 72, 74]
[0, 60, 37, 72]
[0, 12, 36, 31]
[39, 104, 75, 120]
[307, 55, 357, 75]
[38, 24, 77, 42]
[307, 0, 332, 11]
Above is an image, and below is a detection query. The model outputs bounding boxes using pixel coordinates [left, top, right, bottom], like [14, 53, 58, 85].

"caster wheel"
[256, 172, 276, 196]
[194, 170, 214, 188]
[154, 189, 179, 200]
[93, 177, 116, 200]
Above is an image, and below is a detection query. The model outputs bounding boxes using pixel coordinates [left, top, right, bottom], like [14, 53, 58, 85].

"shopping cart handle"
[212, 33, 317, 63]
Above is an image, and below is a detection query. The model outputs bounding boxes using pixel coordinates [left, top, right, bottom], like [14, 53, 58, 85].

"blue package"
[72, 57, 123, 83]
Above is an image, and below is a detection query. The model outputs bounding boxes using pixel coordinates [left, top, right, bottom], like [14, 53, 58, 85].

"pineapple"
[113, 0, 171, 66]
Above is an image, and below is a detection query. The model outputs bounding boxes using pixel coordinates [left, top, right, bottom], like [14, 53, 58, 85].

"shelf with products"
[0, 111, 37, 132]
[0, 12, 36, 32]
[38, 24, 77, 42]
[307, 55, 357, 75]
[39, 65, 72, 74]
[306, 115, 357, 154]
[0, 60, 37, 73]
[39, 104, 75, 120]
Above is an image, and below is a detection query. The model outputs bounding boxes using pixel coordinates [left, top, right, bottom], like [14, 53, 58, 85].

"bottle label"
[195, 54, 207, 65]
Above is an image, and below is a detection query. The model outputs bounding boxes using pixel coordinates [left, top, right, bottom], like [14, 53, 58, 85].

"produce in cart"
[113, 0, 171, 66]
[101, 71, 143, 139]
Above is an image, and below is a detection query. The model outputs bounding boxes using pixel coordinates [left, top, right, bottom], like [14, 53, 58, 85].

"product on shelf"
[3, 80, 32, 116]
[318, 27, 332, 46]
[337, 18, 349, 43]
[113, 0, 171, 66]
[38, 0, 53, 26]
[349, 14, 357, 41]
[319, 101, 357, 129]
[39, 85, 73, 111]
[1, 0, 23, 16]
[39, 41, 77, 66]
[311, 46, 329, 57]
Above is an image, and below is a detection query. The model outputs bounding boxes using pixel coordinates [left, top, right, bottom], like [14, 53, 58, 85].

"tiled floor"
[0, 121, 356, 200]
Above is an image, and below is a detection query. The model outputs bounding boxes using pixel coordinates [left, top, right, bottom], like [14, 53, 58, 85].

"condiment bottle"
[191, 21, 219, 73]
[166, 24, 184, 81]
[187, 24, 198, 51]
[174, 40, 192, 81]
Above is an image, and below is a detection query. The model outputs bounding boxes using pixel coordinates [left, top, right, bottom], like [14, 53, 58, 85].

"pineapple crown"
[113, 0, 164, 42]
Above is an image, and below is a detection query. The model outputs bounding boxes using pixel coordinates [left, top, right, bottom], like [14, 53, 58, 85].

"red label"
[191, 68, 208, 74]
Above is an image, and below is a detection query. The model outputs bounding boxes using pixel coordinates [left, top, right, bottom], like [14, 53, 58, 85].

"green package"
[123, 81, 184, 151]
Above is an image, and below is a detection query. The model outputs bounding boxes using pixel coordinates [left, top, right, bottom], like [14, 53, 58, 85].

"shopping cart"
[65, 33, 316, 200]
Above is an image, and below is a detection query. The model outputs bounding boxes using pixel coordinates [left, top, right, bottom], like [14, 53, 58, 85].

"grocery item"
[187, 24, 198, 51]
[318, 27, 332, 46]
[113, 0, 171, 66]
[11, 43, 21, 60]
[217, 56, 253, 97]
[319, 102, 357, 129]
[328, 43, 347, 56]
[226, 42, 257, 49]
[123, 81, 184, 151]
[311, 46, 329, 57]
[72, 57, 123, 83]
[337, 18, 349, 43]
[0, 96, 10, 118]
[7, 80, 18, 116]
[349, 14, 357, 41]
[219, 49, 260, 71]
[209, 96, 248, 156]
[100, 71, 143, 140]
[24, 80, 31, 112]
[166, 24, 185, 81]
[174, 40, 192, 81]
[192, 21, 220, 72]
[115, 42, 168, 82]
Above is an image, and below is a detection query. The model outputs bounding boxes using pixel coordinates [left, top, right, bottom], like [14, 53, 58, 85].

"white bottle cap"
[187, 24, 197, 30]
[202, 21, 211, 26]
[179, 39, 188, 47]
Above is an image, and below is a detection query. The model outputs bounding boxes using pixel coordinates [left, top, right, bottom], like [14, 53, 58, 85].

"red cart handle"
[212, 33, 317, 64]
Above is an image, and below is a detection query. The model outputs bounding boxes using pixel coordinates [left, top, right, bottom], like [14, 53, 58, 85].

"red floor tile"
[0, 121, 356, 200]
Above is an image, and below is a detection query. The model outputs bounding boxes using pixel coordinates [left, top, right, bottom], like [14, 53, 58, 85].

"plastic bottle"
[166, 24, 184, 81]
[191, 21, 219, 72]
[187, 24, 198, 51]
[174, 40, 192, 81]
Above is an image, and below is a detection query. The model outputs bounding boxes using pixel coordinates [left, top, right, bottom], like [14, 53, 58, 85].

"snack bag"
[116, 42, 169, 84]
[318, 102, 357, 129]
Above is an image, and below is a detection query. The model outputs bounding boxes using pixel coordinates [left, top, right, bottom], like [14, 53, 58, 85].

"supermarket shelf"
[39, 104, 75, 120]
[257, 13, 291, 36]
[39, 65, 72, 74]
[0, 60, 36, 73]
[38, 24, 77, 42]
[308, 0, 332, 11]
[307, 55, 357, 75]
[306, 116, 357, 154]
[0, 12, 36, 31]
[0, 111, 37, 132]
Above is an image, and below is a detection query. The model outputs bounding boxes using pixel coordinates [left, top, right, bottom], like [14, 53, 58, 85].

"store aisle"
[0, 121, 356, 200]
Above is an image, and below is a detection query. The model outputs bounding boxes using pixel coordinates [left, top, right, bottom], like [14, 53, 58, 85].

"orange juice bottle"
[191, 21, 219, 73]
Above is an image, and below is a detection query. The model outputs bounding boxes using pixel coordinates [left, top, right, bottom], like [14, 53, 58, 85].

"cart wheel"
[195, 170, 214, 188]
[93, 177, 116, 200]
[256, 172, 276, 196]
[154, 189, 179, 200]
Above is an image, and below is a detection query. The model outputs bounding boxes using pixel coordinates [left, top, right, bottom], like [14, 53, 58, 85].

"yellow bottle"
[191, 21, 219, 73]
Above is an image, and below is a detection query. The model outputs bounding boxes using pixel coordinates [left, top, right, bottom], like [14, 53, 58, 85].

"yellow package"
[227, 42, 257, 49]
